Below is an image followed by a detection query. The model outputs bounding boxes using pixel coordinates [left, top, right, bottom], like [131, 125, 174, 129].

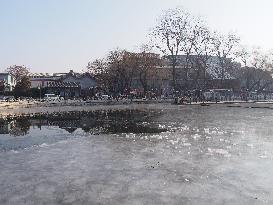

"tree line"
[89, 7, 273, 95]
[87, 46, 163, 95]
[0, 65, 42, 98]
[2, 7, 273, 98]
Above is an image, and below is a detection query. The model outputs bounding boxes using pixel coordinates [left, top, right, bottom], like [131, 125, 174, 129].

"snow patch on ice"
[208, 148, 230, 157]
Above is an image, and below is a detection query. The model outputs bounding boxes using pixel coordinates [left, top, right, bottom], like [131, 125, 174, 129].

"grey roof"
[47, 81, 80, 88]
[0, 73, 11, 76]
[29, 73, 67, 79]
[30, 71, 95, 81]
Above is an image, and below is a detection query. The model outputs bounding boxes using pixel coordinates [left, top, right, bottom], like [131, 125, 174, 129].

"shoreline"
[1, 99, 273, 118]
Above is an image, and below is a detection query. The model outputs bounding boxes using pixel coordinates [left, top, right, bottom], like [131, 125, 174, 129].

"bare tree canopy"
[136, 44, 162, 94]
[235, 46, 273, 92]
[152, 7, 193, 90]
[87, 46, 163, 95]
[151, 7, 241, 91]
[14, 76, 31, 97]
[211, 32, 240, 84]
[87, 49, 138, 94]
[86, 7, 273, 97]
[236, 46, 273, 70]
[87, 59, 107, 75]
[188, 22, 215, 89]
[6, 65, 30, 81]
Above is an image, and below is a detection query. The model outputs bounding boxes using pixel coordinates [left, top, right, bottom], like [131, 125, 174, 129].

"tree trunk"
[172, 64, 177, 91]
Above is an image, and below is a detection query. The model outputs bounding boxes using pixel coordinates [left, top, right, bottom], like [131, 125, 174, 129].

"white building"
[0, 73, 17, 91]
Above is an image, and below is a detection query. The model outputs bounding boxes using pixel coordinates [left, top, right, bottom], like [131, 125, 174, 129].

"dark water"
[0, 106, 273, 204]
[0, 110, 166, 151]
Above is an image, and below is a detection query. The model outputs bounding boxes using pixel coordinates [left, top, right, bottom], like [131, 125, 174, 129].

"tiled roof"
[47, 81, 80, 88]
[29, 73, 67, 78]
[29, 71, 95, 80]
[0, 73, 11, 76]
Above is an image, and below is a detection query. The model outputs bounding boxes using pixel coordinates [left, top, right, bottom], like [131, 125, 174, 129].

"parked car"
[44, 94, 62, 102]
[101, 95, 111, 100]
[3, 96, 15, 102]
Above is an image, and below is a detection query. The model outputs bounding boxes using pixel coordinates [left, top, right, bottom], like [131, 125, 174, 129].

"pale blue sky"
[0, 0, 272, 72]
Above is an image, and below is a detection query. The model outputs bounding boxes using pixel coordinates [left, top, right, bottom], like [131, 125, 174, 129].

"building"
[163, 55, 241, 91]
[29, 73, 66, 88]
[29, 70, 96, 98]
[121, 52, 172, 96]
[61, 70, 96, 97]
[130, 65, 172, 96]
[62, 70, 96, 89]
[46, 81, 81, 98]
[0, 73, 17, 91]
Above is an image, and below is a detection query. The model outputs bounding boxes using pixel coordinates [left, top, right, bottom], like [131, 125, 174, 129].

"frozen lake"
[0, 106, 273, 204]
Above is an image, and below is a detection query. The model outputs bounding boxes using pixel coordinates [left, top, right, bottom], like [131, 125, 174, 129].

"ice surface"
[0, 106, 273, 204]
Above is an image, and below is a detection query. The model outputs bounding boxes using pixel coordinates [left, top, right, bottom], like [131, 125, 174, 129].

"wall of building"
[62, 75, 96, 90]
[0, 73, 16, 91]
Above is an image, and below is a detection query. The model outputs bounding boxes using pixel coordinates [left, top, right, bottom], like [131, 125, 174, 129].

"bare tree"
[87, 58, 108, 90]
[235, 46, 273, 92]
[251, 48, 271, 70]
[87, 59, 107, 75]
[179, 17, 204, 89]
[152, 7, 192, 91]
[14, 76, 31, 97]
[136, 45, 162, 94]
[235, 46, 250, 67]
[107, 49, 137, 94]
[189, 23, 215, 90]
[249, 48, 272, 92]
[6, 65, 30, 81]
[88, 49, 138, 94]
[211, 32, 240, 86]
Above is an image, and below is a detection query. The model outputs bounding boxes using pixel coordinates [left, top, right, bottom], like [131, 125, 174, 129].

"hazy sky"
[0, 0, 272, 73]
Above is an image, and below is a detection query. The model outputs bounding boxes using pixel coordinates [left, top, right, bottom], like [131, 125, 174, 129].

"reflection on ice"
[0, 110, 167, 137]
[0, 110, 167, 151]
